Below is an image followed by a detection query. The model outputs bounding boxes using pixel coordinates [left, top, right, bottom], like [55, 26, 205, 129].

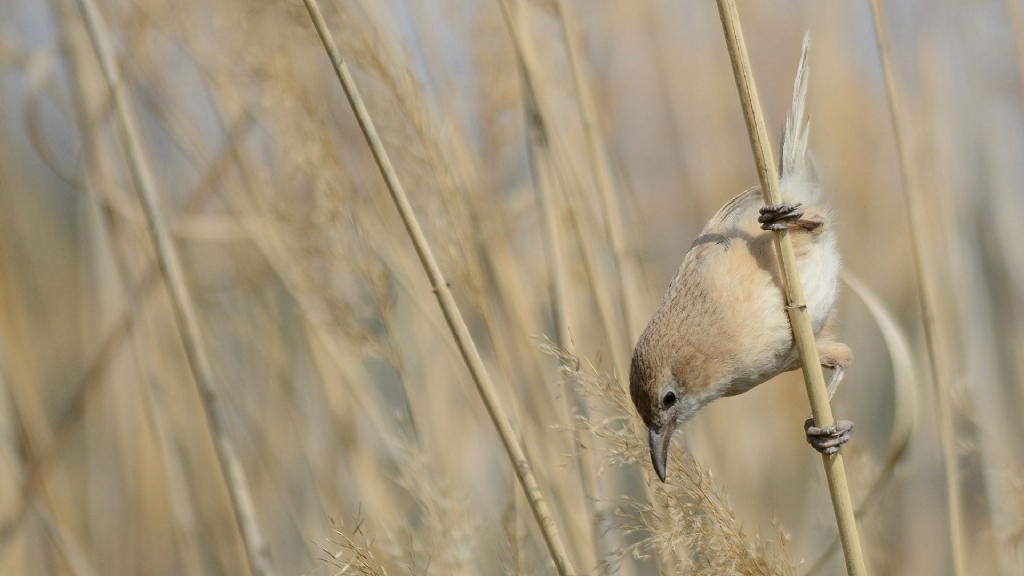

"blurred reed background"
[0, 0, 1022, 574]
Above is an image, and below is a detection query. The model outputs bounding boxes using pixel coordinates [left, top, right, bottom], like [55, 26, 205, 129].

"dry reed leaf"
[840, 273, 917, 476]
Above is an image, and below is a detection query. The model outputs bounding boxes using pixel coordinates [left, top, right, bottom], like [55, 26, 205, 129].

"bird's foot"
[804, 417, 853, 455]
[759, 203, 804, 231]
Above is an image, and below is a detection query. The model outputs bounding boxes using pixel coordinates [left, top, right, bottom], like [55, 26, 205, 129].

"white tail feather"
[780, 33, 821, 205]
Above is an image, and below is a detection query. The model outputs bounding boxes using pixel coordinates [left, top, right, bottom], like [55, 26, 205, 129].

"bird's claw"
[758, 203, 804, 231]
[804, 417, 853, 455]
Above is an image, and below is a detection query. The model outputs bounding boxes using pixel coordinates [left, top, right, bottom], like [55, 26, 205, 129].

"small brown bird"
[630, 37, 853, 482]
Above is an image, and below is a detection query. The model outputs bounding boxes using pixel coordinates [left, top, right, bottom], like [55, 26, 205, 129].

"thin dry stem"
[299, 2, 578, 574]
[866, 2, 965, 574]
[551, 0, 645, 346]
[72, 1, 274, 575]
[324, 513, 390, 576]
[712, 3, 868, 574]
[515, 5, 603, 569]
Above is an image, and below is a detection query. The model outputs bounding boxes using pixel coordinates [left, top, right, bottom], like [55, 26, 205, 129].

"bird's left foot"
[804, 417, 853, 455]
[759, 203, 804, 231]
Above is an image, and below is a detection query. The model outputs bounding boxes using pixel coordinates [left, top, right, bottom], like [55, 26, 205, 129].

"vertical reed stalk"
[72, 1, 273, 575]
[551, 0, 645, 344]
[500, 0, 630, 380]
[521, 49, 603, 570]
[520, 86, 598, 569]
[548, 142, 630, 385]
[1007, 0, 1024, 109]
[713, 2, 868, 575]
[507, 0, 631, 380]
[804, 272, 919, 575]
[522, 74, 571, 357]
[506, 7, 671, 573]
[867, 2, 965, 574]
[299, 2, 578, 574]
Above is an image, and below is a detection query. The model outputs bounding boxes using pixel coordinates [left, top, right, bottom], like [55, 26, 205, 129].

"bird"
[629, 35, 852, 482]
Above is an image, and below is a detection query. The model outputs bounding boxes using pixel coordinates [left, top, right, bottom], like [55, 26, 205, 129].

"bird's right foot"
[804, 416, 853, 455]
[758, 203, 804, 231]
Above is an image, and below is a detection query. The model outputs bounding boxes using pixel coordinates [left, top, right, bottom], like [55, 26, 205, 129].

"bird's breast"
[796, 231, 840, 332]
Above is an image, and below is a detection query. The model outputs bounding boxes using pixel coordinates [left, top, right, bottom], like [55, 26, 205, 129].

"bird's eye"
[662, 391, 677, 408]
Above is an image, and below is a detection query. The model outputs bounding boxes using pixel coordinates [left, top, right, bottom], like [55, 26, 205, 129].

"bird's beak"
[648, 419, 677, 483]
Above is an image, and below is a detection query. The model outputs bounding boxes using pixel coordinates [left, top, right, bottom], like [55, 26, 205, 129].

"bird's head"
[629, 334, 707, 483]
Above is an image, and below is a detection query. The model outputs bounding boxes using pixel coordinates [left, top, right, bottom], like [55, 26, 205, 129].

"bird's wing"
[671, 187, 763, 285]
[699, 187, 763, 237]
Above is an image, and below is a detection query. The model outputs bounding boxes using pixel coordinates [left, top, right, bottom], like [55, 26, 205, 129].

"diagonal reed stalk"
[867, 2, 965, 574]
[73, 1, 274, 575]
[1, 369, 102, 576]
[713, 2, 868, 575]
[299, 2, 578, 575]
[57, 2, 206, 569]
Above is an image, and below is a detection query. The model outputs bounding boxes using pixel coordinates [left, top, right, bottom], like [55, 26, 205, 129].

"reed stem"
[521, 62, 603, 571]
[866, 2, 965, 574]
[713, 2, 868, 574]
[552, 0, 644, 345]
[299, 2, 578, 574]
[73, 1, 273, 575]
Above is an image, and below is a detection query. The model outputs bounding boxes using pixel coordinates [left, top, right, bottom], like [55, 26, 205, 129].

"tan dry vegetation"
[0, 0, 1022, 575]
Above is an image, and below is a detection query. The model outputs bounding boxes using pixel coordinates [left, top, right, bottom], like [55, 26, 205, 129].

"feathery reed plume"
[711, 4, 867, 574]
[867, 2, 965, 574]
[325, 513, 390, 576]
[72, 1, 274, 575]
[299, 2, 578, 574]
[621, 455, 795, 576]
[542, 340, 795, 575]
[319, 434, 477, 575]
[389, 440, 475, 575]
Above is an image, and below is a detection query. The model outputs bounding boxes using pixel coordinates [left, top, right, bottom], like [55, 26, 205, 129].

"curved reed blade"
[866, 2, 966, 573]
[803, 272, 920, 575]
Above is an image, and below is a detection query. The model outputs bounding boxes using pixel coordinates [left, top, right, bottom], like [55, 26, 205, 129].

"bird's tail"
[779, 33, 821, 205]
